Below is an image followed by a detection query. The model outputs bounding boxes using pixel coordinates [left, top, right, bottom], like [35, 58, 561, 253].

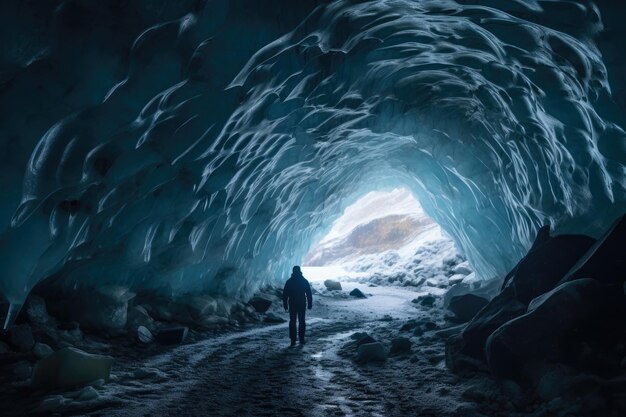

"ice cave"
[1, 1, 626, 416]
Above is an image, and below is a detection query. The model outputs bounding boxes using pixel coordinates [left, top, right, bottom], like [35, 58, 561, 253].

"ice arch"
[1, 0, 626, 325]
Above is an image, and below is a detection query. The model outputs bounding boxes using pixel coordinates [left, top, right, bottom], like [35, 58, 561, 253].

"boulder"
[460, 231, 595, 361]
[248, 296, 272, 313]
[448, 274, 466, 285]
[356, 342, 388, 363]
[178, 294, 218, 319]
[560, 213, 626, 285]
[155, 327, 188, 345]
[32, 347, 114, 389]
[355, 335, 376, 348]
[413, 294, 436, 307]
[76, 386, 99, 401]
[486, 279, 626, 381]
[400, 321, 418, 332]
[79, 286, 136, 331]
[8, 323, 35, 351]
[33, 342, 54, 359]
[452, 262, 472, 276]
[137, 326, 154, 344]
[349, 288, 367, 298]
[127, 305, 154, 330]
[390, 337, 411, 354]
[447, 294, 489, 323]
[324, 280, 342, 291]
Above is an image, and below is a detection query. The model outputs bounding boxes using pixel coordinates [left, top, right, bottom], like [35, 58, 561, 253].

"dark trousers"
[289, 305, 306, 342]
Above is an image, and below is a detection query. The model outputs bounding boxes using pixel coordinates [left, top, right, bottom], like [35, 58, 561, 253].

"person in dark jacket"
[283, 265, 313, 346]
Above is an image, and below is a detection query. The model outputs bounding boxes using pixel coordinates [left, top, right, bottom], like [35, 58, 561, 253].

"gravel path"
[22, 284, 524, 417]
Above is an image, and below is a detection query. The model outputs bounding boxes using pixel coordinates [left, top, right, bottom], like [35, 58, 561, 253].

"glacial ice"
[1, 0, 626, 327]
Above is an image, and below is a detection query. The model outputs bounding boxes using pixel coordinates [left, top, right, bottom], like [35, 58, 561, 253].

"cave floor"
[28, 284, 536, 417]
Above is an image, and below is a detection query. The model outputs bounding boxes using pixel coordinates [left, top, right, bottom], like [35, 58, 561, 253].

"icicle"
[3, 302, 23, 331]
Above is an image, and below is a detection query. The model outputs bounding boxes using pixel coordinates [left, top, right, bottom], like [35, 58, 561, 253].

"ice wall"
[1, 0, 626, 325]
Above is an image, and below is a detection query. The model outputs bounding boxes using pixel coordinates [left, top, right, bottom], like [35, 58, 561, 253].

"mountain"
[303, 214, 435, 266]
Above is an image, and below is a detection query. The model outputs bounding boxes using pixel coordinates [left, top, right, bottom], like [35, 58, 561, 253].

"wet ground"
[11, 283, 536, 417]
[89, 284, 505, 417]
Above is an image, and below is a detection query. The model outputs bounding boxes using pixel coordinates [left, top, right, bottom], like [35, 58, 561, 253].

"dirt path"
[28, 284, 521, 417]
[86, 284, 503, 417]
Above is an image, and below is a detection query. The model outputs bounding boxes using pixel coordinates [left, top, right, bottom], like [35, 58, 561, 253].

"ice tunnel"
[2, 0, 626, 327]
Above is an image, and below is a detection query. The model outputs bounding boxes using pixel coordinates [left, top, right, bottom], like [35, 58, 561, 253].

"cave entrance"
[301, 188, 463, 284]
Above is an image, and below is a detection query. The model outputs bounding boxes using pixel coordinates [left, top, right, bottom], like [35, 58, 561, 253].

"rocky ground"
[0, 278, 597, 417]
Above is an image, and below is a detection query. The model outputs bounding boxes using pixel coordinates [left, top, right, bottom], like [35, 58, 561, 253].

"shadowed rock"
[349, 288, 366, 298]
[486, 279, 626, 381]
[155, 327, 188, 345]
[458, 230, 595, 361]
[357, 342, 387, 363]
[32, 347, 113, 389]
[324, 280, 342, 291]
[447, 294, 489, 323]
[248, 296, 272, 313]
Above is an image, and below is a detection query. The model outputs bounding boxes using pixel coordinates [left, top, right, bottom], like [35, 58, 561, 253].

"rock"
[413, 294, 436, 307]
[390, 337, 411, 354]
[501, 233, 595, 303]
[127, 305, 154, 330]
[25, 295, 53, 326]
[14, 361, 32, 380]
[32, 347, 114, 389]
[167, 302, 195, 324]
[356, 342, 388, 363]
[452, 262, 472, 276]
[264, 313, 286, 323]
[33, 342, 54, 359]
[37, 395, 67, 412]
[460, 231, 595, 361]
[76, 386, 99, 401]
[248, 296, 272, 313]
[78, 286, 136, 331]
[8, 323, 35, 351]
[355, 335, 376, 348]
[349, 288, 367, 298]
[447, 294, 489, 323]
[448, 274, 466, 285]
[324, 280, 342, 291]
[400, 321, 418, 332]
[137, 326, 154, 343]
[155, 327, 188, 345]
[178, 294, 218, 319]
[0, 341, 9, 353]
[434, 323, 466, 339]
[486, 279, 626, 381]
[560, 213, 626, 285]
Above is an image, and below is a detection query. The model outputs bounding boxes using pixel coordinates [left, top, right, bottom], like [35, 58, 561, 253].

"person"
[282, 265, 313, 346]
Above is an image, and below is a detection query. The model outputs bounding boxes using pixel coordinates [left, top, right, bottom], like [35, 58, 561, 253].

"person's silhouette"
[283, 265, 313, 346]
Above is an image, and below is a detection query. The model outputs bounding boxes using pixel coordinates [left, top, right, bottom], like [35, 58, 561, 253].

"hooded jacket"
[282, 272, 313, 310]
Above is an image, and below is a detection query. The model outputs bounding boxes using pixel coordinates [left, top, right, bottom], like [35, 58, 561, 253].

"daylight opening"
[301, 188, 472, 286]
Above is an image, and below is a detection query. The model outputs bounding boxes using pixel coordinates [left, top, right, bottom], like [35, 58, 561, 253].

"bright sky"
[320, 188, 425, 244]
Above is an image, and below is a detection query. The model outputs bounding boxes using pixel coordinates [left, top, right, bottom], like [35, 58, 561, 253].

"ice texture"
[1, 1, 626, 325]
